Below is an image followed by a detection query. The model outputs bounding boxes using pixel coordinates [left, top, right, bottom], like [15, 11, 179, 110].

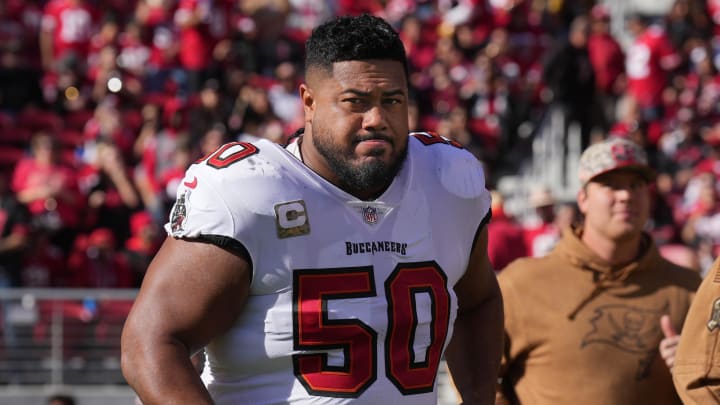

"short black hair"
[305, 14, 408, 78]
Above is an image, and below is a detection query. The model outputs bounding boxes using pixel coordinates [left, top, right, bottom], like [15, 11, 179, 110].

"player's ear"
[299, 83, 315, 121]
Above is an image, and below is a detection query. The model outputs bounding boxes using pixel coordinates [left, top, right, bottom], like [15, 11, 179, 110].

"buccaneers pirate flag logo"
[581, 303, 667, 354]
[170, 192, 188, 234]
[580, 303, 669, 380]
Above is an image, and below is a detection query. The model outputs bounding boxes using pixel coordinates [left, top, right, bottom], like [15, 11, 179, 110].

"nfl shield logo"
[362, 206, 378, 224]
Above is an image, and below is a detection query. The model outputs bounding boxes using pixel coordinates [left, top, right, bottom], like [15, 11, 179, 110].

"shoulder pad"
[185, 140, 304, 216]
[410, 132, 488, 199]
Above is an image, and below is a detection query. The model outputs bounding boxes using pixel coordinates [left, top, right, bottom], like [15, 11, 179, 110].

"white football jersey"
[165, 132, 491, 405]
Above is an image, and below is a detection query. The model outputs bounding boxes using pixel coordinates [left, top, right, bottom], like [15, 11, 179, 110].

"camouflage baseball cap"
[578, 138, 656, 185]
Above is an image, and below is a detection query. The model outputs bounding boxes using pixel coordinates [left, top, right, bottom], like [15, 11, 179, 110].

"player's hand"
[659, 314, 680, 370]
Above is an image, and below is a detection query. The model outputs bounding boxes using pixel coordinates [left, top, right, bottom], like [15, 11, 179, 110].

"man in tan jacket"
[496, 137, 700, 404]
[673, 257, 720, 403]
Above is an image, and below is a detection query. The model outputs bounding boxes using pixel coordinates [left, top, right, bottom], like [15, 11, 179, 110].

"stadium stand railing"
[0, 289, 137, 388]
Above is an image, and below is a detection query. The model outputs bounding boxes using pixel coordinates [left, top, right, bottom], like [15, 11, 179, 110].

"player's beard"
[311, 132, 408, 199]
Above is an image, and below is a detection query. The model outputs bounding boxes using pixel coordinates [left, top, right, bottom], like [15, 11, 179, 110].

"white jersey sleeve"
[164, 141, 267, 268]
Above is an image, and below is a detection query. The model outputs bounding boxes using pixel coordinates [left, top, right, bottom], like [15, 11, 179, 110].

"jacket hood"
[554, 225, 660, 319]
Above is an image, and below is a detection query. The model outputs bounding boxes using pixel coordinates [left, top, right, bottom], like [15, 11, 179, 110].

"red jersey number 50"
[292, 262, 451, 398]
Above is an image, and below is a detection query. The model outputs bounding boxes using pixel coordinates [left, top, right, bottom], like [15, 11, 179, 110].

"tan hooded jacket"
[673, 258, 720, 404]
[496, 226, 700, 405]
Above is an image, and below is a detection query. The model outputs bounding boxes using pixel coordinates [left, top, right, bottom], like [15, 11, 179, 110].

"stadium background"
[0, 0, 716, 403]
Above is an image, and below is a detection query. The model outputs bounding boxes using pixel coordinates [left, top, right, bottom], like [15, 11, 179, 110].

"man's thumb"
[661, 314, 678, 338]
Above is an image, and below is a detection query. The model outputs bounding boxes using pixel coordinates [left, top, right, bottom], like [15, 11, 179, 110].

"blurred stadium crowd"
[1, 0, 720, 289]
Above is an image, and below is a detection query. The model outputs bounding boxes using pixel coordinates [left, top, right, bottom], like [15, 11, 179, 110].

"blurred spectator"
[21, 228, 66, 287]
[87, 46, 125, 103]
[138, 0, 180, 94]
[11, 132, 83, 253]
[680, 172, 720, 250]
[173, 0, 217, 93]
[522, 185, 562, 257]
[198, 124, 230, 157]
[664, 0, 712, 49]
[0, 2, 43, 111]
[267, 61, 303, 131]
[132, 102, 162, 161]
[285, 0, 335, 44]
[659, 242, 701, 272]
[0, 172, 30, 287]
[88, 17, 119, 64]
[116, 19, 151, 84]
[464, 52, 508, 163]
[188, 78, 230, 140]
[487, 190, 527, 271]
[41, 52, 91, 112]
[83, 99, 135, 159]
[240, 0, 296, 76]
[157, 135, 195, 213]
[543, 15, 596, 150]
[77, 139, 139, 242]
[39, 0, 99, 73]
[67, 227, 133, 288]
[399, 14, 435, 72]
[234, 83, 285, 143]
[625, 12, 681, 126]
[648, 171, 682, 245]
[1, 0, 43, 69]
[587, 4, 626, 132]
[436, 106, 476, 153]
[123, 210, 161, 286]
[134, 97, 187, 220]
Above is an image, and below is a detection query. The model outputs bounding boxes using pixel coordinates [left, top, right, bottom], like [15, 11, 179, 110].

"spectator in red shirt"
[138, 0, 179, 94]
[116, 19, 151, 90]
[157, 136, 194, 213]
[88, 17, 119, 67]
[123, 210, 161, 286]
[625, 13, 681, 123]
[67, 227, 133, 288]
[487, 190, 528, 271]
[11, 132, 83, 253]
[399, 14, 436, 72]
[588, 4, 626, 132]
[39, 0, 99, 73]
[173, 0, 215, 93]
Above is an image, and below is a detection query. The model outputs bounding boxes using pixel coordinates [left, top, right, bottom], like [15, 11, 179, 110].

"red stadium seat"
[122, 109, 144, 133]
[0, 127, 32, 147]
[56, 129, 84, 149]
[0, 147, 26, 169]
[16, 109, 62, 133]
[64, 109, 94, 131]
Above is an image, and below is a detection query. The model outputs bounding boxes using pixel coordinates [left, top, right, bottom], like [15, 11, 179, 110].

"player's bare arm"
[444, 226, 504, 405]
[121, 236, 251, 404]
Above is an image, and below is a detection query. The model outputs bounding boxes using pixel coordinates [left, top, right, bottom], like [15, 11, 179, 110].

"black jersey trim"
[471, 209, 492, 250]
[185, 234, 253, 280]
